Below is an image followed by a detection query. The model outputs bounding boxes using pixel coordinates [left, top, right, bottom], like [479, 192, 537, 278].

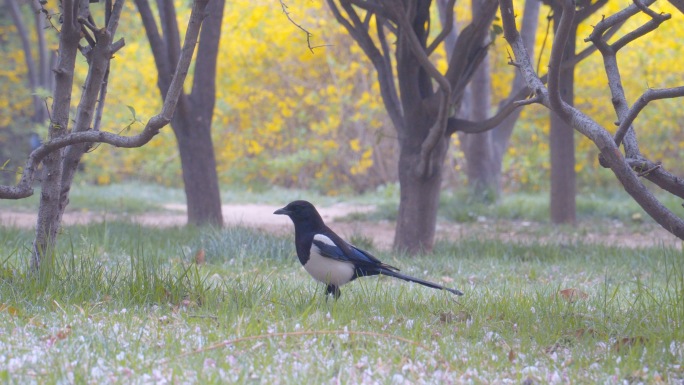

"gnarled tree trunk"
[328, 0, 498, 254]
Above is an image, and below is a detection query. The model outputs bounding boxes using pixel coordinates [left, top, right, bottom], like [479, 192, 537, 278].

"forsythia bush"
[1, 1, 682, 193]
[90, 0, 397, 193]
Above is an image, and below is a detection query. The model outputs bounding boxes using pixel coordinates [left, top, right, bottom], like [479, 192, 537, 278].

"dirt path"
[1, 203, 680, 250]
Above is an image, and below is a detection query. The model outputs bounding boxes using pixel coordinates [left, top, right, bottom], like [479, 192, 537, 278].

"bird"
[274, 200, 464, 299]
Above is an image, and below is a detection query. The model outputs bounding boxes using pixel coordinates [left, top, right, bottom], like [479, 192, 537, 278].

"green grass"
[0, 181, 398, 215]
[3, 181, 681, 228]
[1, 222, 683, 383]
[440, 188, 683, 224]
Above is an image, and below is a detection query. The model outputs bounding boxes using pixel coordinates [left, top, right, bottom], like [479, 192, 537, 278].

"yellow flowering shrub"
[1, 1, 682, 194]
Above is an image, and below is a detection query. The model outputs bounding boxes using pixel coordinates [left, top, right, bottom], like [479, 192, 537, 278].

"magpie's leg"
[325, 284, 341, 300]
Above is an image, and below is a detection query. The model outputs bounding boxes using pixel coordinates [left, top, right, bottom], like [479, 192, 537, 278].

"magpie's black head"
[274, 200, 324, 227]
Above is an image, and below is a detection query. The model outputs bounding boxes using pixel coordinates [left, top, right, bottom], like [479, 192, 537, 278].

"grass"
[4, 180, 681, 229]
[439, 188, 684, 223]
[1, 222, 683, 383]
[347, 186, 684, 225]
[0, 180, 399, 214]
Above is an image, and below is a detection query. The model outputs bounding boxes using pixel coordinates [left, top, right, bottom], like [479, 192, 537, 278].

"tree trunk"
[439, 0, 539, 201]
[32, 10, 81, 270]
[172, 112, 223, 226]
[461, 57, 498, 200]
[491, 0, 540, 176]
[328, 0, 497, 254]
[136, 0, 224, 227]
[33, 0, 51, 123]
[459, 0, 498, 201]
[394, 131, 449, 254]
[549, 18, 576, 224]
[6, 0, 44, 124]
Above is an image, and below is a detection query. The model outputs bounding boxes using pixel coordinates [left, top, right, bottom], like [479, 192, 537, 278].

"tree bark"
[6, 0, 46, 124]
[394, 120, 449, 253]
[179, 0, 224, 226]
[172, 112, 223, 226]
[32, 1, 81, 269]
[136, 0, 224, 227]
[9, 0, 211, 270]
[439, 0, 540, 200]
[491, 0, 540, 178]
[498, 0, 684, 240]
[549, 12, 576, 224]
[327, 0, 497, 253]
[459, 0, 498, 200]
[462, 55, 498, 200]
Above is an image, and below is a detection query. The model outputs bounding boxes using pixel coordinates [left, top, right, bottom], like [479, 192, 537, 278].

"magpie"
[274, 200, 464, 299]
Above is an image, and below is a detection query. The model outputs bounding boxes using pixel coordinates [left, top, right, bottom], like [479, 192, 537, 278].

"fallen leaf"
[574, 328, 598, 338]
[544, 342, 561, 354]
[0, 303, 19, 316]
[439, 311, 470, 324]
[439, 312, 454, 323]
[613, 336, 647, 352]
[45, 325, 72, 347]
[508, 349, 517, 362]
[56, 325, 72, 340]
[29, 317, 46, 328]
[194, 248, 206, 265]
[558, 288, 588, 303]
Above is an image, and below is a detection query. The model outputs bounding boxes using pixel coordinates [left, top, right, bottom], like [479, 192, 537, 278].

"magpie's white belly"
[304, 245, 355, 286]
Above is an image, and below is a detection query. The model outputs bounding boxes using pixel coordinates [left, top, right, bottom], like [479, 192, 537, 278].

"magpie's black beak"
[274, 207, 290, 215]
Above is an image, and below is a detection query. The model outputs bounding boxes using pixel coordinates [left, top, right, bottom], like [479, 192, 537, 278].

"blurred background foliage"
[1, 0, 682, 195]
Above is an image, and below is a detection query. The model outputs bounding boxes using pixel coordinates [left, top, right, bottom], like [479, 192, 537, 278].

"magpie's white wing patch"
[304, 234, 355, 286]
[313, 234, 334, 245]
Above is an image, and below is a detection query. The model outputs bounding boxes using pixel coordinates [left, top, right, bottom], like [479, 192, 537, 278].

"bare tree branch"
[588, 0, 670, 159]
[546, 0, 574, 119]
[0, 0, 210, 200]
[279, 0, 316, 53]
[668, 0, 684, 13]
[446, 0, 615, 137]
[190, 0, 225, 118]
[57, 12, 118, 217]
[585, 0, 656, 52]
[626, 157, 684, 199]
[426, 0, 456, 55]
[157, 0, 181, 69]
[327, 0, 404, 131]
[134, 0, 172, 92]
[444, 0, 498, 101]
[576, 0, 608, 21]
[615, 86, 684, 146]
[611, 7, 670, 52]
[382, 1, 451, 176]
[499, 0, 684, 240]
[349, 0, 388, 16]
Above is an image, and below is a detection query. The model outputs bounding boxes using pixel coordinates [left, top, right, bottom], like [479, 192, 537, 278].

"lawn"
[1, 219, 683, 384]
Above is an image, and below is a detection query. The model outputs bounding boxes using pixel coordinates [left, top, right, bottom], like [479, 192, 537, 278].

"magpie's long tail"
[379, 269, 464, 296]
